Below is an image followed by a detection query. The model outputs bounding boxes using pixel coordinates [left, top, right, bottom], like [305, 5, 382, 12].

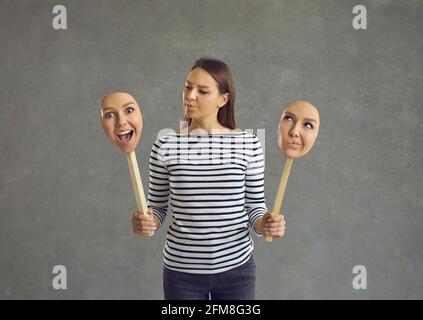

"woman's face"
[183, 67, 228, 124]
[100, 92, 143, 154]
[278, 100, 320, 159]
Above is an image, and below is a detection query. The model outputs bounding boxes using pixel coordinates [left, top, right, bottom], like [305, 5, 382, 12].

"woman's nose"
[187, 89, 197, 101]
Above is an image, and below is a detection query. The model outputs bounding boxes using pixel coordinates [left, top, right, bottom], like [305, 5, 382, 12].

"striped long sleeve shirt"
[147, 130, 267, 274]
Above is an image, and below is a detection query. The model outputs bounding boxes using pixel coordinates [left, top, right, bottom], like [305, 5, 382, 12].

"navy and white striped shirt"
[147, 130, 267, 274]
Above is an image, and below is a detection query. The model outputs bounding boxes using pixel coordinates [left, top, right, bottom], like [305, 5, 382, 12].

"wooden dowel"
[266, 158, 293, 242]
[126, 151, 148, 215]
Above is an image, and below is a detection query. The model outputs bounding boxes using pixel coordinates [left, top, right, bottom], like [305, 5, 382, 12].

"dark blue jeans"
[163, 255, 256, 300]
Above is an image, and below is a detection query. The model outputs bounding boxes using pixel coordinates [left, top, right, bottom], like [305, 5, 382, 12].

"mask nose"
[117, 114, 128, 128]
[289, 124, 299, 138]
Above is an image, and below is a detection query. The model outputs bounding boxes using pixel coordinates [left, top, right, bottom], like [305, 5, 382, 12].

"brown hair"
[182, 58, 236, 130]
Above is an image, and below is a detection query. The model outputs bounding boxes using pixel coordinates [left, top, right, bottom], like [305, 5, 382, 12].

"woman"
[131, 58, 285, 300]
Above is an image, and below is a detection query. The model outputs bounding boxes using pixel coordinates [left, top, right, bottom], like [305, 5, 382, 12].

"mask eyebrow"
[283, 111, 318, 124]
[101, 101, 136, 112]
[121, 101, 136, 108]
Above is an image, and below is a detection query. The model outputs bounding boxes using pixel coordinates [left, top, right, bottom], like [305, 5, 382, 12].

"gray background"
[1, 0, 422, 299]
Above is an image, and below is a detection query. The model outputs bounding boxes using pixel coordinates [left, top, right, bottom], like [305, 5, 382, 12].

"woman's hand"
[254, 212, 286, 239]
[131, 207, 160, 237]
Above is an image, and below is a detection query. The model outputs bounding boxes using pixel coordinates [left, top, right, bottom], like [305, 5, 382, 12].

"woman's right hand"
[131, 208, 160, 237]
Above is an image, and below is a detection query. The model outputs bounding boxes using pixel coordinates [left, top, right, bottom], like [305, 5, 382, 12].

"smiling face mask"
[278, 100, 320, 159]
[100, 92, 143, 154]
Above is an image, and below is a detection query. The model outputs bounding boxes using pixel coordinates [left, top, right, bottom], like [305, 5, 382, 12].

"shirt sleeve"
[147, 137, 170, 227]
[245, 135, 268, 236]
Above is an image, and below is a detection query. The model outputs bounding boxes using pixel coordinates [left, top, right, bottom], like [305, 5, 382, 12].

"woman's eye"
[184, 85, 192, 90]
[283, 115, 293, 121]
[126, 107, 134, 113]
[199, 90, 208, 94]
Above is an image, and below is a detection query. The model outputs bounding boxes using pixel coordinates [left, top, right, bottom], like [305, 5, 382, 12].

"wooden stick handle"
[266, 158, 293, 242]
[126, 151, 148, 215]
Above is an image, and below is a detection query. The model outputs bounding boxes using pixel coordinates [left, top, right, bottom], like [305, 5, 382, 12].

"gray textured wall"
[1, 0, 422, 299]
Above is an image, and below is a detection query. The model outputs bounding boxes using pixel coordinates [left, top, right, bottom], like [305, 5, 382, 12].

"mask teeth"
[117, 129, 133, 135]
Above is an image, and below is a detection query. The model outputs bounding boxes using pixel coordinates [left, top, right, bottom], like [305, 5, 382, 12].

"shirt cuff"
[251, 212, 266, 237]
[149, 207, 165, 227]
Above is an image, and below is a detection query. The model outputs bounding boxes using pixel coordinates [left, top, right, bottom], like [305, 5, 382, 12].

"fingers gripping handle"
[126, 151, 148, 215]
[266, 158, 293, 242]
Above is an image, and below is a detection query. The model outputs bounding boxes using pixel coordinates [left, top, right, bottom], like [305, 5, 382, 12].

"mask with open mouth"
[100, 92, 143, 154]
